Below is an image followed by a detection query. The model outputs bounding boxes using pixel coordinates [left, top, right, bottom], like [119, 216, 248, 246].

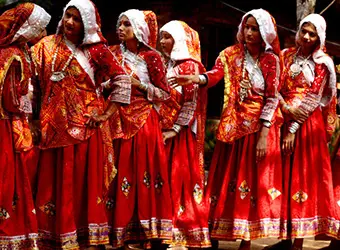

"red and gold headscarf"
[118, 9, 158, 49]
[160, 20, 202, 64]
[0, 2, 50, 47]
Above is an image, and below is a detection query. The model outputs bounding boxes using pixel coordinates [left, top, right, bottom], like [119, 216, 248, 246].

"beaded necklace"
[50, 45, 75, 82]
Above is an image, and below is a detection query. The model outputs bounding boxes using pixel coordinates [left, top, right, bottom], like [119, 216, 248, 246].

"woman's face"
[160, 31, 174, 57]
[117, 15, 135, 42]
[243, 16, 262, 46]
[298, 22, 319, 51]
[63, 7, 84, 43]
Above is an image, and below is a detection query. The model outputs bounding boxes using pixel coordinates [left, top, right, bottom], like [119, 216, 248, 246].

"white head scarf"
[159, 20, 202, 63]
[237, 8, 278, 53]
[296, 13, 336, 106]
[57, 0, 102, 45]
[12, 4, 51, 43]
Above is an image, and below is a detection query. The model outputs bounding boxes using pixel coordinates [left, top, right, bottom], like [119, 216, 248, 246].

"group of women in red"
[0, 0, 339, 250]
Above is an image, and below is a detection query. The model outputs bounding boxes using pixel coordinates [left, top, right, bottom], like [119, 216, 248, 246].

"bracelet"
[198, 74, 207, 85]
[288, 121, 300, 134]
[283, 103, 291, 113]
[262, 121, 271, 128]
[172, 124, 181, 133]
[139, 81, 148, 91]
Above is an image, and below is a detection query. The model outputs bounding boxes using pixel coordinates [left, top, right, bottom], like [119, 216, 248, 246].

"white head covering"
[237, 8, 278, 53]
[57, 0, 102, 45]
[296, 13, 336, 106]
[159, 20, 201, 63]
[118, 9, 150, 47]
[12, 4, 51, 43]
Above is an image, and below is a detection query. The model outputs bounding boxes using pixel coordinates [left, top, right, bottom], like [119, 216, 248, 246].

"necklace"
[239, 49, 260, 103]
[50, 45, 75, 82]
[289, 47, 312, 78]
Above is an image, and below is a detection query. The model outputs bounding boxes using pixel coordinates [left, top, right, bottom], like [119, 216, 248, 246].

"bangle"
[198, 74, 207, 85]
[288, 121, 300, 134]
[139, 81, 148, 91]
[262, 121, 271, 128]
[172, 124, 181, 133]
[283, 103, 291, 113]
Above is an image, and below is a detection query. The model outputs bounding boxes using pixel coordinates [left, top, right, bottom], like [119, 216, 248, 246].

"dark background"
[2, 0, 339, 118]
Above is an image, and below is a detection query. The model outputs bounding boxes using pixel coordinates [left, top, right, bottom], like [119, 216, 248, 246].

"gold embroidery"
[143, 171, 151, 188]
[292, 190, 308, 203]
[239, 180, 250, 199]
[178, 205, 185, 217]
[193, 183, 203, 204]
[268, 187, 281, 200]
[121, 177, 131, 197]
[0, 208, 10, 220]
[154, 173, 164, 193]
[39, 201, 56, 216]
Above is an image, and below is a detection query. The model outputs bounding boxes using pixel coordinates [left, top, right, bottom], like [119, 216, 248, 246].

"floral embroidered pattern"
[193, 184, 203, 204]
[39, 201, 56, 216]
[210, 195, 218, 207]
[178, 205, 185, 217]
[239, 180, 250, 199]
[292, 190, 308, 203]
[268, 187, 281, 200]
[106, 198, 114, 210]
[121, 177, 131, 197]
[143, 171, 151, 188]
[0, 208, 10, 220]
[155, 173, 164, 193]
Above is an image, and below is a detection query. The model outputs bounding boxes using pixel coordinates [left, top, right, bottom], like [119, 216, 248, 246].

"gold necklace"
[239, 49, 260, 103]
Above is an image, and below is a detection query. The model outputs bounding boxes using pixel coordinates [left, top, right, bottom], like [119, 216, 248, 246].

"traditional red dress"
[108, 44, 173, 248]
[0, 3, 50, 249]
[31, 6, 129, 246]
[204, 43, 284, 240]
[279, 47, 339, 239]
[158, 20, 211, 248]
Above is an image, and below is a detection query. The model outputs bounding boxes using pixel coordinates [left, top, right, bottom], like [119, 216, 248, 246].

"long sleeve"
[298, 63, 329, 114]
[205, 53, 225, 88]
[259, 53, 280, 122]
[87, 43, 131, 104]
[144, 51, 170, 102]
[175, 61, 200, 126]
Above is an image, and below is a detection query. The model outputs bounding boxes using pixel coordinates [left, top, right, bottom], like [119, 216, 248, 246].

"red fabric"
[35, 129, 110, 249]
[205, 125, 283, 240]
[281, 109, 338, 238]
[164, 128, 211, 247]
[0, 120, 38, 249]
[0, 3, 34, 47]
[110, 109, 173, 248]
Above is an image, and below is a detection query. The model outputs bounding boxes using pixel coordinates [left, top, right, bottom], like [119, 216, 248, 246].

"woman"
[275, 13, 338, 250]
[0, 3, 50, 249]
[172, 9, 283, 250]
[159, 20, 210, 248]
[30, 0, 130, 249]
[108, 9, 173, 249]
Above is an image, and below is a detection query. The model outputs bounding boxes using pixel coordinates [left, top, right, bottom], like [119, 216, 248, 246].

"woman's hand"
[30, 120, 41, 145]
[130, 76, 141, 87]
[168, 75, 200, 88]
[84, 113, 109, 128]
[282, 132, 296, 155]
[288, 107, 308, 124]
[256, 135, 267, 163]
[162, 130, 177, 143]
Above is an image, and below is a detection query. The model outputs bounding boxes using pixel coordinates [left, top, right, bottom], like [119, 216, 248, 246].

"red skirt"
[164, 128, 211, 248]
[205, 124, 283, 240]
[0, 120, 38, 249]
[110, 109, 173, 248]
[35, 129, 110, 249]
[281, 108, 338, 239]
